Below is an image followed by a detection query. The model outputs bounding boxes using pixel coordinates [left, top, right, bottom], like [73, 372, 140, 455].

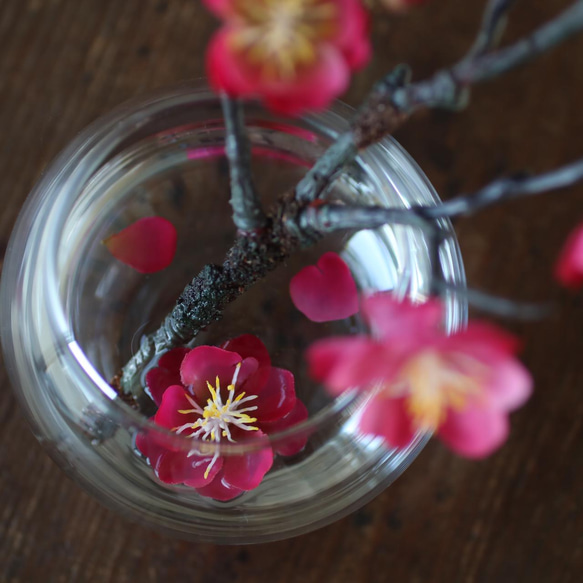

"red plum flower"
[137, 334, 308, 500]
[290, 252, 359, 322]
[204, 0, 371, 115]
[104, 217, 177, 274]
[555, 222, 583, 289]
[307, 294, 532, 458]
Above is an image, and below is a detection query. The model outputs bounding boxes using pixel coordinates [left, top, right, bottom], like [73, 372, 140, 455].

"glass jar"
[0, 83, 465, 543]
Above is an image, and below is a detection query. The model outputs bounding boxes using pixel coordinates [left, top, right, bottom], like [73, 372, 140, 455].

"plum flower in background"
[103, 216, 177, 274]
[555, 221, 583, 289]
[290, 252, 359, 322]
[379, 0, 431, 13]
[307, 294, 532, 458]
[137, 334, 308, 500]
[204, 0, 371, 115]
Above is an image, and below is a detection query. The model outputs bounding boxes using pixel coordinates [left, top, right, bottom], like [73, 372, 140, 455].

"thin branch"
[221, 94, 268, 231]
[296, 0, 583, 203]
[298, 157, 583, 235]
[295, 132, 358, 203]
[467, 0, 517, 58]
[436, 282, 553, 321]
[296, 202, 434, 234]
[418, 158, 583, 219]
[398, 0, 583, 111]
[295, 65, 410, 203]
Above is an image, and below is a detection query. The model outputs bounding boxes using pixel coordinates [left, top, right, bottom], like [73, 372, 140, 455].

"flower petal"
[555, 222, 583, 289]
[158, 347, 190, 372]
[438, 406, 509, 459]
[362, 293, 443, 342]
[253, 367, 296, 422]
[103, 217, 177, 274]
[290, 252, 359, 322]
[158, 450, 223, 487]
[444, 322, 520, 360]
[358, 395, 417, 449]
[208, 28, 350, 116]
[259, 400, 309, 456]
[485, 358, 532, 412]
[206, 27, 257, 97]
[221, 431, 274, 490]
[307, 336, 393, 394]
[202, 0, 234, 18]
[265, 46, 352, 115]
[145, 347, 190, 406]
[336, 0, 372, 69]
[196, 470, 245, 501]
[221, 334, 271, 391]
[154, 385, 200, 432]
[180, 346, 243, 401]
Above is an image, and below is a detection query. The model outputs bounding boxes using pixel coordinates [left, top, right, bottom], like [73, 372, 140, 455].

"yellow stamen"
[230, 0, 338, 81]
[396, 351, 484, 432]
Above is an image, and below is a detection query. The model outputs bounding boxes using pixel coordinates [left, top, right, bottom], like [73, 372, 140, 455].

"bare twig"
[297, 157, 583, 237]
[467, 0, 517, 58]
[296, 202, 433, 233]
[397, 0, 583, 112]
[221, 94, 268, 231]
[419, 158, 583, 219]
[436, 281, 553, 321]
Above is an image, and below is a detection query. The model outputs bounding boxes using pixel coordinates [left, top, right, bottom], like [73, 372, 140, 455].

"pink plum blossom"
[290, 252, 359, 322]
[137, 334, 308, 500]
[555, 222, 583, 289]
[307, 294, 532, 458]
[103, 217, 177, 274]
[204, 0, 371, 115]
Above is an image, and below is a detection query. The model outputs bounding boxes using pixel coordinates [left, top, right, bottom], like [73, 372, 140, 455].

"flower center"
[395, 351, 484, 432]
[173, 362, 259, 478]
[231, 0, 338, 79]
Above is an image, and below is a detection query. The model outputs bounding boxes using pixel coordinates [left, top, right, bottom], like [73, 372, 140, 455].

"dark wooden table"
[1, 1, 582, 581]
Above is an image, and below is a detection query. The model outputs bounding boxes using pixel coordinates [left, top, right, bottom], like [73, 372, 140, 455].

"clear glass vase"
[0, 83, 465, 543]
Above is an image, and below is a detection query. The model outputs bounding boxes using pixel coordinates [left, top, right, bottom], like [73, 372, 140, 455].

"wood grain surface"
[1, 1, 582, 581]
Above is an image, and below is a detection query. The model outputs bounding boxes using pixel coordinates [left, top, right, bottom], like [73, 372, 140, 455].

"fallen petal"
[290, 252, 359, 322]
[103, 216, 177, 274]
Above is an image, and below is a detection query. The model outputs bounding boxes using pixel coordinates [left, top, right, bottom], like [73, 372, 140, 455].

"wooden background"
[1, 0, 582, 581]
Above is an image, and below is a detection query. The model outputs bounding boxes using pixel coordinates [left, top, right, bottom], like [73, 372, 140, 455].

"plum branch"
[296, 0, 583, 202]
[115, 0, 583, 404]
[221, 94, 268, 231]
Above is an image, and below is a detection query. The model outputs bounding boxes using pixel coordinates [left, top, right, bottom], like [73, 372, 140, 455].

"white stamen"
[173, 361, 259, 479]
